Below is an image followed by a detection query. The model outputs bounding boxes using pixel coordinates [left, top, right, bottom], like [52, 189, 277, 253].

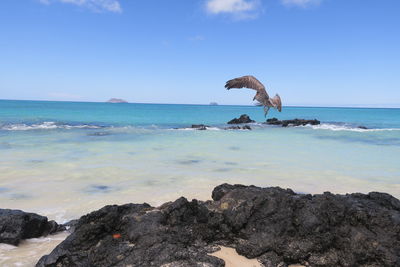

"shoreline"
[2, 183, 400, 266]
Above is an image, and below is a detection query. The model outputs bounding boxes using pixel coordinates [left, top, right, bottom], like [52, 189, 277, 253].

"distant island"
[107, 98, 128, 103]
[209, 102, 218, 105]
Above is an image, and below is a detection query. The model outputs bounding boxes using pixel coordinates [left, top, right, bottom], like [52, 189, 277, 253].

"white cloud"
[39, 0, 122, 13]
[281, 0, 321, 8]
[205, 0, 260, 19]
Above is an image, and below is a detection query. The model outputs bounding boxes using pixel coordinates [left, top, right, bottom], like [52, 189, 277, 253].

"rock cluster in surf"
[266, 118, 320, 127]
[191, 124, 209, 130]
[227, 114, 255, 124]
[36, 184, 400, 267]
[190, 124, 252, 130]
[225, 125, 252, 130]
[186, 114, 324, 131]
[0, 209, 64, 246]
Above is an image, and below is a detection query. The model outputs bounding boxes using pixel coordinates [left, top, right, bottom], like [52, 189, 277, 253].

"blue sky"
[0, 0, 399, 106]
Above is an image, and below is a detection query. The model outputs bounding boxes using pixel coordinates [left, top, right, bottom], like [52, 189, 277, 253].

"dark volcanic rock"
[266, 117, 320, 127]
[37, 202, 224, 267]
[224, 125, 252, 130]
[0, 209, 64, 246]
[227, 114, 255, 124]
[191, 124, 209, 130]
[358, 126, 368, 130]
[37, 184, 400, 267]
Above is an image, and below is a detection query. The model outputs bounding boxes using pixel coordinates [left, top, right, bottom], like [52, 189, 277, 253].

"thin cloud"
[205, 0, 261, 19]
[48, 92, 84, 100]
[281, 0, 322, 8]
[189, 35, 205, 41]
[39, 0, 122, 13]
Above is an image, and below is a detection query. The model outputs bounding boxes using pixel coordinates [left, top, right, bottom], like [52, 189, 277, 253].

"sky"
[0, 0, 399, 107]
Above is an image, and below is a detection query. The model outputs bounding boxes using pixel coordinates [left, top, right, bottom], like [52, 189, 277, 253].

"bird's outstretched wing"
[270, 94, 282, 112]
[225, 75, 269, 99]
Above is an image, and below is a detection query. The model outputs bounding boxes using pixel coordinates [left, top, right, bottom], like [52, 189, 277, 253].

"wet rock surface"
[0, 209, 64, 246]
[224, 125, 252, 130]
[37, 184, 400, 267]
[266, 118, 320, 127]
[227, 114, 255, 124]
[191, 124, 209, 130]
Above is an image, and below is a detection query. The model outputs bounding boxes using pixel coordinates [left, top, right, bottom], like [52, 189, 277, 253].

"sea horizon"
[1, 98, 400, 109]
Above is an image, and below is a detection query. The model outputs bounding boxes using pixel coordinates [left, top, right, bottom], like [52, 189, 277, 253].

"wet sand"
[0, 232, 68, 267]
[210, 246, 262, 267]
[210, 246, 305, 267]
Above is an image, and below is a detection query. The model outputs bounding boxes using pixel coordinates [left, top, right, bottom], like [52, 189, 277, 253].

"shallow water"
[0, 100, 400, 266]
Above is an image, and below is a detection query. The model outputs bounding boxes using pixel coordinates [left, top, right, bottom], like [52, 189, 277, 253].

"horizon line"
[1, 98, 400, 109]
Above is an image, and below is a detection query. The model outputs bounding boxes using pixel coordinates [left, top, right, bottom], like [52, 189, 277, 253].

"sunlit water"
[1, 100, 400, 266]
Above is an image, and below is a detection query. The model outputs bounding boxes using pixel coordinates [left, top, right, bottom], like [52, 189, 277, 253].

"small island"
[209, 102, 218, 105]
[106, 98, 128, 103]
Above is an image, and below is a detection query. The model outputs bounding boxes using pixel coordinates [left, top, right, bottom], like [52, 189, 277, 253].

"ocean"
[0, 99, 400, 266]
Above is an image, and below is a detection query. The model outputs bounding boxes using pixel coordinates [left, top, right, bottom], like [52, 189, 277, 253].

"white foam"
[205, 127, 221, 131]
[303, 123, 400, 132]
[0, 244, 17, 251]
[0, 232, 69, 266]
[175, 126, 221, 131]
[1, 122, 102, 131]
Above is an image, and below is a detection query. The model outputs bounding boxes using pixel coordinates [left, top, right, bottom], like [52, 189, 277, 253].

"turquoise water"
[0, 100, 399, 221]
[1, 100, 400, 129]
[0, 99, 400, 265]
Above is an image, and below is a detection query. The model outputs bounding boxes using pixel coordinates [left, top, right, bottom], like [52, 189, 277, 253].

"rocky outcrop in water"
[227, 114, 255, 124]
[225, 125, 252, 130]
[107, 98, 128, 103]
[191, 124, 209, 130]
[37, 184, 400, 267]
[189, 124, 252, 130]
[266, 118, 320, 127]
[0, 209, 64, 246]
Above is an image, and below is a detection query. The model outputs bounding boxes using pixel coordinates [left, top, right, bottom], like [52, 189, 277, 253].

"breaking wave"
[303, 123, 400, 132]
[2, 121, 399, 133]
[175, 126, 221, 131]
[0, 122, 103, 131]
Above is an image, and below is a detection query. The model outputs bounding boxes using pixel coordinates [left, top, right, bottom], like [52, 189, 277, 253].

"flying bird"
[225, 75, 282, 117]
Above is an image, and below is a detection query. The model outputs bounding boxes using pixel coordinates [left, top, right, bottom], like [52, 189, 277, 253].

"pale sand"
[0, 239, 307, 267]
[210, 246, 305, 267]
[210, 246, 262, 267]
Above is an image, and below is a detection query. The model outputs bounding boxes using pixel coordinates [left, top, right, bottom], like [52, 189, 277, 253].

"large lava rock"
[37, 184, 400, 267]
[0, 209, 64, 246]
[37, 202, 224, 267]
[227, 114, 255, 124]
[266, 118, 320, 127]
